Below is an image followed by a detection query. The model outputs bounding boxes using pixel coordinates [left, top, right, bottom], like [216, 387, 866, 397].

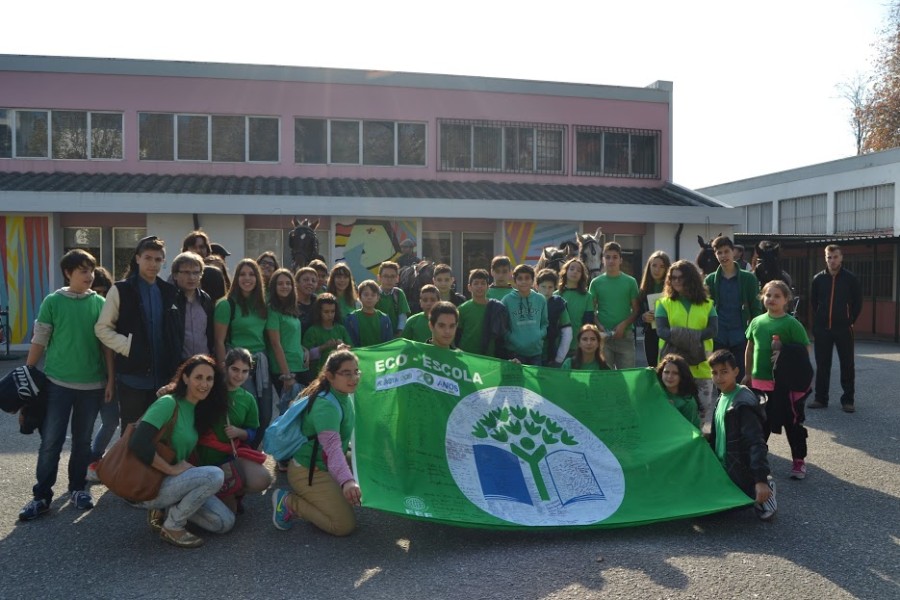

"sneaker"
[271, 489, 293, 531]
[807, 400, 828, 409]
[19, 498, 50, 521]
[754, 479, 777, 521]
[85, 461, 100, 483]
[70, 490, 94, 511]
[790, 459, 807, 480]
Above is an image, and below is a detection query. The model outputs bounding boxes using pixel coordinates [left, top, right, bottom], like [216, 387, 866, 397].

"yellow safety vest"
[658, 297, 714, 379]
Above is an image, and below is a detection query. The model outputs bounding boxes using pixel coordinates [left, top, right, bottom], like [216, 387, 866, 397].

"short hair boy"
[457, 269, 510, 358]
[536, 268, 572, 366]
[588, 242, 639, 369]
[707, 349, 776, 521]
[345, 280, 393, 347]
[402, 284, 440, 343]
[501, 264, 548, 365]
[375, 261, 411, 335]
[428, 301, 460, 349]
[433, 264, 466, 306]
[487, 256, 515, 301]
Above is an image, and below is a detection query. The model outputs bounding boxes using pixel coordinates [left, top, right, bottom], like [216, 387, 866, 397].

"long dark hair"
[655, 353, 699, 397]
[227, 259, 267, 318]
[640, 250, 671, 297]
[663, 260, 708, 305]
[170, 354, 228, 434]
[558, 257, 589, 294]
[268, 268, 299, 317]
[312, 293, 340, 325]
[299, 348, 358, 402]
[327, 263, 358, 307]
[573, 324, 607, 369]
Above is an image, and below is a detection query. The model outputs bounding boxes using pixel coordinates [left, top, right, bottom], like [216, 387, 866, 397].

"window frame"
[139, 112, 280, 163]
[438, 119, 566, 175]
[294, 117, 427, 167]
[835, 184, 895, 234]
[2, 109, 125, 161]
[778, 194, 827, 234]
[574, 125, 660, 179]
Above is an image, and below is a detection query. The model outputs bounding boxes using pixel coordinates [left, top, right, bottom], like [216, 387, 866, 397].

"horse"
[398, 260, 435, 315]
[578, 227, 603, 278]
[535, 246, 569, 274]
[695, 234, 721, 276]
[752, 240, 793, 288]
[288, 217, 323, 270]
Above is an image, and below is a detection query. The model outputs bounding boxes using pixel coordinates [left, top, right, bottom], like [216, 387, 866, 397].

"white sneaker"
[754, 479, 777, 521]
[85, 462, 100, 483]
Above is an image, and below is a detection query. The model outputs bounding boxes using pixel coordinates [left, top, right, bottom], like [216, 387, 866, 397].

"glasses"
[177, 270, 203, 278]
[336, 369, 362, 378]
[259, 261, 277, 268]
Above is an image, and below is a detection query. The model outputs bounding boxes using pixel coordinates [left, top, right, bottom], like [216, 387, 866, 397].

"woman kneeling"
[132, 355, 234, 548]
[271, 348, 361, 536]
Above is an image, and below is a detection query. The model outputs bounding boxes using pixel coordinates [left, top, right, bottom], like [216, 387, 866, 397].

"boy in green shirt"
[303, 293, 352, 374]
[375, 261, 410, 336]
[428, 302, 460, 350]
[21, 249, 115, 520]
[486, 255, 515, 301]
[501, 264, 548, 366]
[433, 264, 466, 306]
[346, 280, 392, 347]
[457, 269, 510, 358]
[588, 241, 639, 369]
[403, 285, 440, 343]
[708, 349, 776, 521]
[536, 269, 572, 367]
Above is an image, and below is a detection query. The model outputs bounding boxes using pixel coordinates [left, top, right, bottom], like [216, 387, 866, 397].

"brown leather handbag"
[97, 405, 179, 502]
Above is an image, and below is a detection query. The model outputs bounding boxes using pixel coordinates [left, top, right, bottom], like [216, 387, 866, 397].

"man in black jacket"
[809, 245, 862, 412]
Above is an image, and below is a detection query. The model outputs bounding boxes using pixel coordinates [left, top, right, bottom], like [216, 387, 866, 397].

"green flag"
[353, 340, 752, 529]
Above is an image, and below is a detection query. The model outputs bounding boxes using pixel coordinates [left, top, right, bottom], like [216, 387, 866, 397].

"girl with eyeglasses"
[271, 347, 362, 536]
[655, 260, 718, 429]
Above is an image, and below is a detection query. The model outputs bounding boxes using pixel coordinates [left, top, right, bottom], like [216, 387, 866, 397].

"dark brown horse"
[288, 217, 323, 270]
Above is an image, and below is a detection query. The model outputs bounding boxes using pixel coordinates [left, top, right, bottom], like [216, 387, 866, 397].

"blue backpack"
[263, 391, 342, 469]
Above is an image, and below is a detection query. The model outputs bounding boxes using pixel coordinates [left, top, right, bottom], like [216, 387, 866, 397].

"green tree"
[472, 405, 577, 502]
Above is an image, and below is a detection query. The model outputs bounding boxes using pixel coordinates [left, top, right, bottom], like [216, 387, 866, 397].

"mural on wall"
[333, 218, 417, 282]
[0, 217, 50, 344]
[503, 221, 579, 265]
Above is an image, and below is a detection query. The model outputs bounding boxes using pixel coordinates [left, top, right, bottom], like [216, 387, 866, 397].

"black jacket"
[708, 387, 770, 497]
[113, 276, 180, 381]
[810, 267, 862, 331]
[483, 300, 511, 359]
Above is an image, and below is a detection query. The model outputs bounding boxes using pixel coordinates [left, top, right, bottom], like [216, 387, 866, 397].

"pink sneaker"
[790, 459, 807, 480]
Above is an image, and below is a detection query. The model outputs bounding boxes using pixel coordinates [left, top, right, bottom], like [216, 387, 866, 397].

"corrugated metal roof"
[0, 171, 721, 207]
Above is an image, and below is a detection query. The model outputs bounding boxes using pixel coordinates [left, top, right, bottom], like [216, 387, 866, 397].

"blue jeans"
[138, 466, 234, 533]
[33, 381, 103, 501]
[90, 397, 120, 463]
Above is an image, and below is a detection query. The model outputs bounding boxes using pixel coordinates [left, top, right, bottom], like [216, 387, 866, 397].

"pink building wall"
[1, 71, 671, 184]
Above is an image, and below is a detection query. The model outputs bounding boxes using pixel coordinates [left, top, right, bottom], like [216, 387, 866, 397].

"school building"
[1, 54, 737, 345]
[699, 148, 900, 340]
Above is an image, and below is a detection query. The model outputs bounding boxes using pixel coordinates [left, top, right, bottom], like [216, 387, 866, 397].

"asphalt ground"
[0, 341, 897, 600]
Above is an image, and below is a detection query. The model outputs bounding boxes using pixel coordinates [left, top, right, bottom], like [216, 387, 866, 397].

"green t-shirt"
[214, 297, 267, 354]
[141, 395, 196, 463]
[588, 272, 639, 331]
[353, 309, 390, 347]
[37, 290, 107, 384]
[336, 296, 359, 325]
[457, 300, 490, 355]
[265, 309, 305, 373]
[196, 387, 260, 466]
[375, 287, 410, 332]
[745, 313, 810, 381]
[665, 390, 701, 429]
[293, 390, 355, 472]
[558, 288, 593, 351]
[303, 323, 352, 373]
[560, 357, 606, 370]
[486, 285, 514, 302]
[402, 313, 432, 343]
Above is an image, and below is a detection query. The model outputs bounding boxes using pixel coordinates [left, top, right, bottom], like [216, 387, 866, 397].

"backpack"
[263, 391, 342, 474]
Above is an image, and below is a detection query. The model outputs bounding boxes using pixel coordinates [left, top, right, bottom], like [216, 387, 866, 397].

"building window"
[835, 184, 895, 233]
[140, 113, 279, 162]
[422, 232, 452, 266]
[438, 119, 565, 174]
[461, 232, 494, 280]
[741, 202, 773, 233]
[612, 234, 643, 277]
[294, 118, 426, 166]
[842, 254, 893, 299]
[63, 227, 102, 266]
[575, 126, 659, 178]
[0, 110, 11, 158]
[779, 194, 827, 234]
[1, 109, 123, 160]
[245, 229, 284, 267]
[113, 227, 147, 280]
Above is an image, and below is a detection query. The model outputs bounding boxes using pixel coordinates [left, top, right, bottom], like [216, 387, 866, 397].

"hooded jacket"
[708, 386, 770, 497]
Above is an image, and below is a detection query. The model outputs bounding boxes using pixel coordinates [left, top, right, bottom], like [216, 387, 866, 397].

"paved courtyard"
[0, 341, 897, 599]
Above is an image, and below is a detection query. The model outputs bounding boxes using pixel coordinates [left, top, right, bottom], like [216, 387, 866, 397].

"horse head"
[399, 260, 435, 313]
[695, 234, 720, 276]
[288, 217, 321, 270]
[537, 247, 568, 274]
[753, 240, 787, 287]
[578, 227, 603, 278]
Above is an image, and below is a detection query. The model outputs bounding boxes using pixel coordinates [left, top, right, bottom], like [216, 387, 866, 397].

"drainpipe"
[674, 223, 684, 260]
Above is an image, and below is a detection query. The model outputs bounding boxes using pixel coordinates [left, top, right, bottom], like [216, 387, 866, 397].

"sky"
[0, 0, 890, 189]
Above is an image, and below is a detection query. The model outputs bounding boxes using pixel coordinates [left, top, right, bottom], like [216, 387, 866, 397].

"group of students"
[19, 229, 814, 542]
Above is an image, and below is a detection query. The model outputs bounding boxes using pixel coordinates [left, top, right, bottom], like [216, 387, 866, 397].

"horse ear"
[291, 217, 298, 227]
[594, 227, 602, 239]
[697, 235, 705, 247]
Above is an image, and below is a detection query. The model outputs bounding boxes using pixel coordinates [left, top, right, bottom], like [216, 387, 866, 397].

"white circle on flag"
[445, 386, 626, 526]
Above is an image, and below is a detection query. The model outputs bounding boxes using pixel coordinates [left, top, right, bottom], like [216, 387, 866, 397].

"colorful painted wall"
[333, 218, 417, 282]
[503, 221, 579, 264]
[0, 216, 50, 344]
